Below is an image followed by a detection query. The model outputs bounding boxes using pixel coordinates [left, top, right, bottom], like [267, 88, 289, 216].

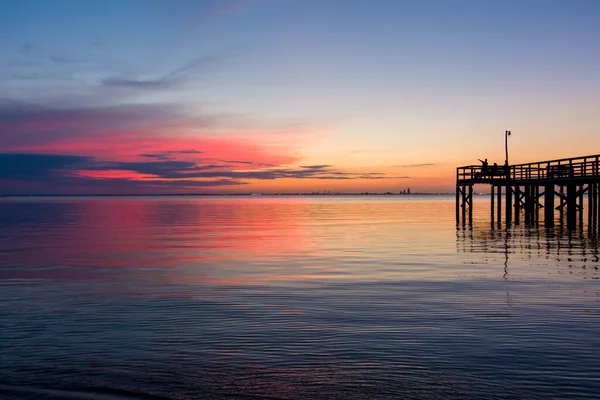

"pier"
[456, 154, 600, 230]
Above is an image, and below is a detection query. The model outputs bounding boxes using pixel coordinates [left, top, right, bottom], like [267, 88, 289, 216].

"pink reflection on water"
[1, 197, 317, 286]
[0, 196, 459, 290]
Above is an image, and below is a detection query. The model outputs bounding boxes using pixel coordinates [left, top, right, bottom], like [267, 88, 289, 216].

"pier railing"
[457, 154, 600, 184]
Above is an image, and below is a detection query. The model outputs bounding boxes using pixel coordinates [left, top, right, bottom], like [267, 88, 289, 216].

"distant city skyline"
[1, 0, 600, 194]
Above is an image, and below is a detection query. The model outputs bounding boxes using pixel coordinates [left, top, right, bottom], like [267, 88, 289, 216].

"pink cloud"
[11, 132, 301, 169]
[0, 102, 305, 173]
[72, 170, 159, 180]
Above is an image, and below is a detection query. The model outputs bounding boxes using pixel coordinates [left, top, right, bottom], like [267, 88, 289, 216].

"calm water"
[1, 196, 599, 400]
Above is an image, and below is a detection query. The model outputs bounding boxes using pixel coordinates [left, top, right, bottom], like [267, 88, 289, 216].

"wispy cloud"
[49, 53, 84, 65]
[350, 149, 393, 154]
[84, 159, 395, 181]
[220, 159, 253, 165]
[100, 76, 178, 90]
[141, 150, 204, 161]
[10, 71, 76, 82]
[100, 56, 217, 90]
[19, 43, 34, 54]
[299, 164, 332, 169]
[174, 0, 257, 34]
[393, 163, 436, 168]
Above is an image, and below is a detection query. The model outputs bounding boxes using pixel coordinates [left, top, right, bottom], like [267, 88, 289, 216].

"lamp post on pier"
[505, 130, 511, 166]
[504, 130, 513, 224]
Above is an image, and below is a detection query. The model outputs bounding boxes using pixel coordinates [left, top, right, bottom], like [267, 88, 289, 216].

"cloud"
[0, 153, 91, 180]
[220, 159, 253, 165]
[141, 150, 204, 161]
[19, 43, 34, 54]
[81, 177, 248, 188]
[0, 96, 317, 180]
[0, 152, 401, 190]
[100, 76, 179, 90]
[177, 149, 204, 154]
[0, 100, 216, 149]
[100, 56, 217, 90]
[299, 165, 332, 169]
[0, 2, 355, 194]
[85, 160, 224, 178]
[87, 161, 396, 181]
[49, 53, 83, 64]
[393, 163, 436, 168]
[173, 0, 256, 34]
[11, 71, 76, 82]
[350, 149, 392, 154]
[0, 153, 247, 194]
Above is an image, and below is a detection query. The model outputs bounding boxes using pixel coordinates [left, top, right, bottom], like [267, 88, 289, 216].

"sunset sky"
[1, 0, 599, 194]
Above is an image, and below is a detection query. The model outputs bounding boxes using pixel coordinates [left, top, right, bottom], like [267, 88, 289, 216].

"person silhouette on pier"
[492, 162, 498, 176]
[478, 158, 488, 178]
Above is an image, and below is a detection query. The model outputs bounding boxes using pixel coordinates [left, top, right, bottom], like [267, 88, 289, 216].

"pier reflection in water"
[457, 223, 599, 280]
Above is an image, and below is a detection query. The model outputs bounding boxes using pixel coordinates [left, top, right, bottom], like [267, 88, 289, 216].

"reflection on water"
[457, 224, 600, 281]
[1, 196, 600, 399]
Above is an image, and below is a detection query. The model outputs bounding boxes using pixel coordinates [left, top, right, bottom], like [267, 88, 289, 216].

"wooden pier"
[456, 154, 600, 230]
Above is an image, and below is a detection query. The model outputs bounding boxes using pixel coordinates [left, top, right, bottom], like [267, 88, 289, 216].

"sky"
[1, 0, 600, 194]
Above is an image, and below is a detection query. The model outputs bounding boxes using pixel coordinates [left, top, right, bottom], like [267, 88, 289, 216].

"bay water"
[1, 196, 599, 399]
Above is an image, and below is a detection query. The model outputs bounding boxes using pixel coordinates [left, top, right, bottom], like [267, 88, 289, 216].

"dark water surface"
[1, 196, 599, 399]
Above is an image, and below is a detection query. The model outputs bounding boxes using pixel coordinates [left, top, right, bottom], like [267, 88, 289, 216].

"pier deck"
[456, 154, 600, 229]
